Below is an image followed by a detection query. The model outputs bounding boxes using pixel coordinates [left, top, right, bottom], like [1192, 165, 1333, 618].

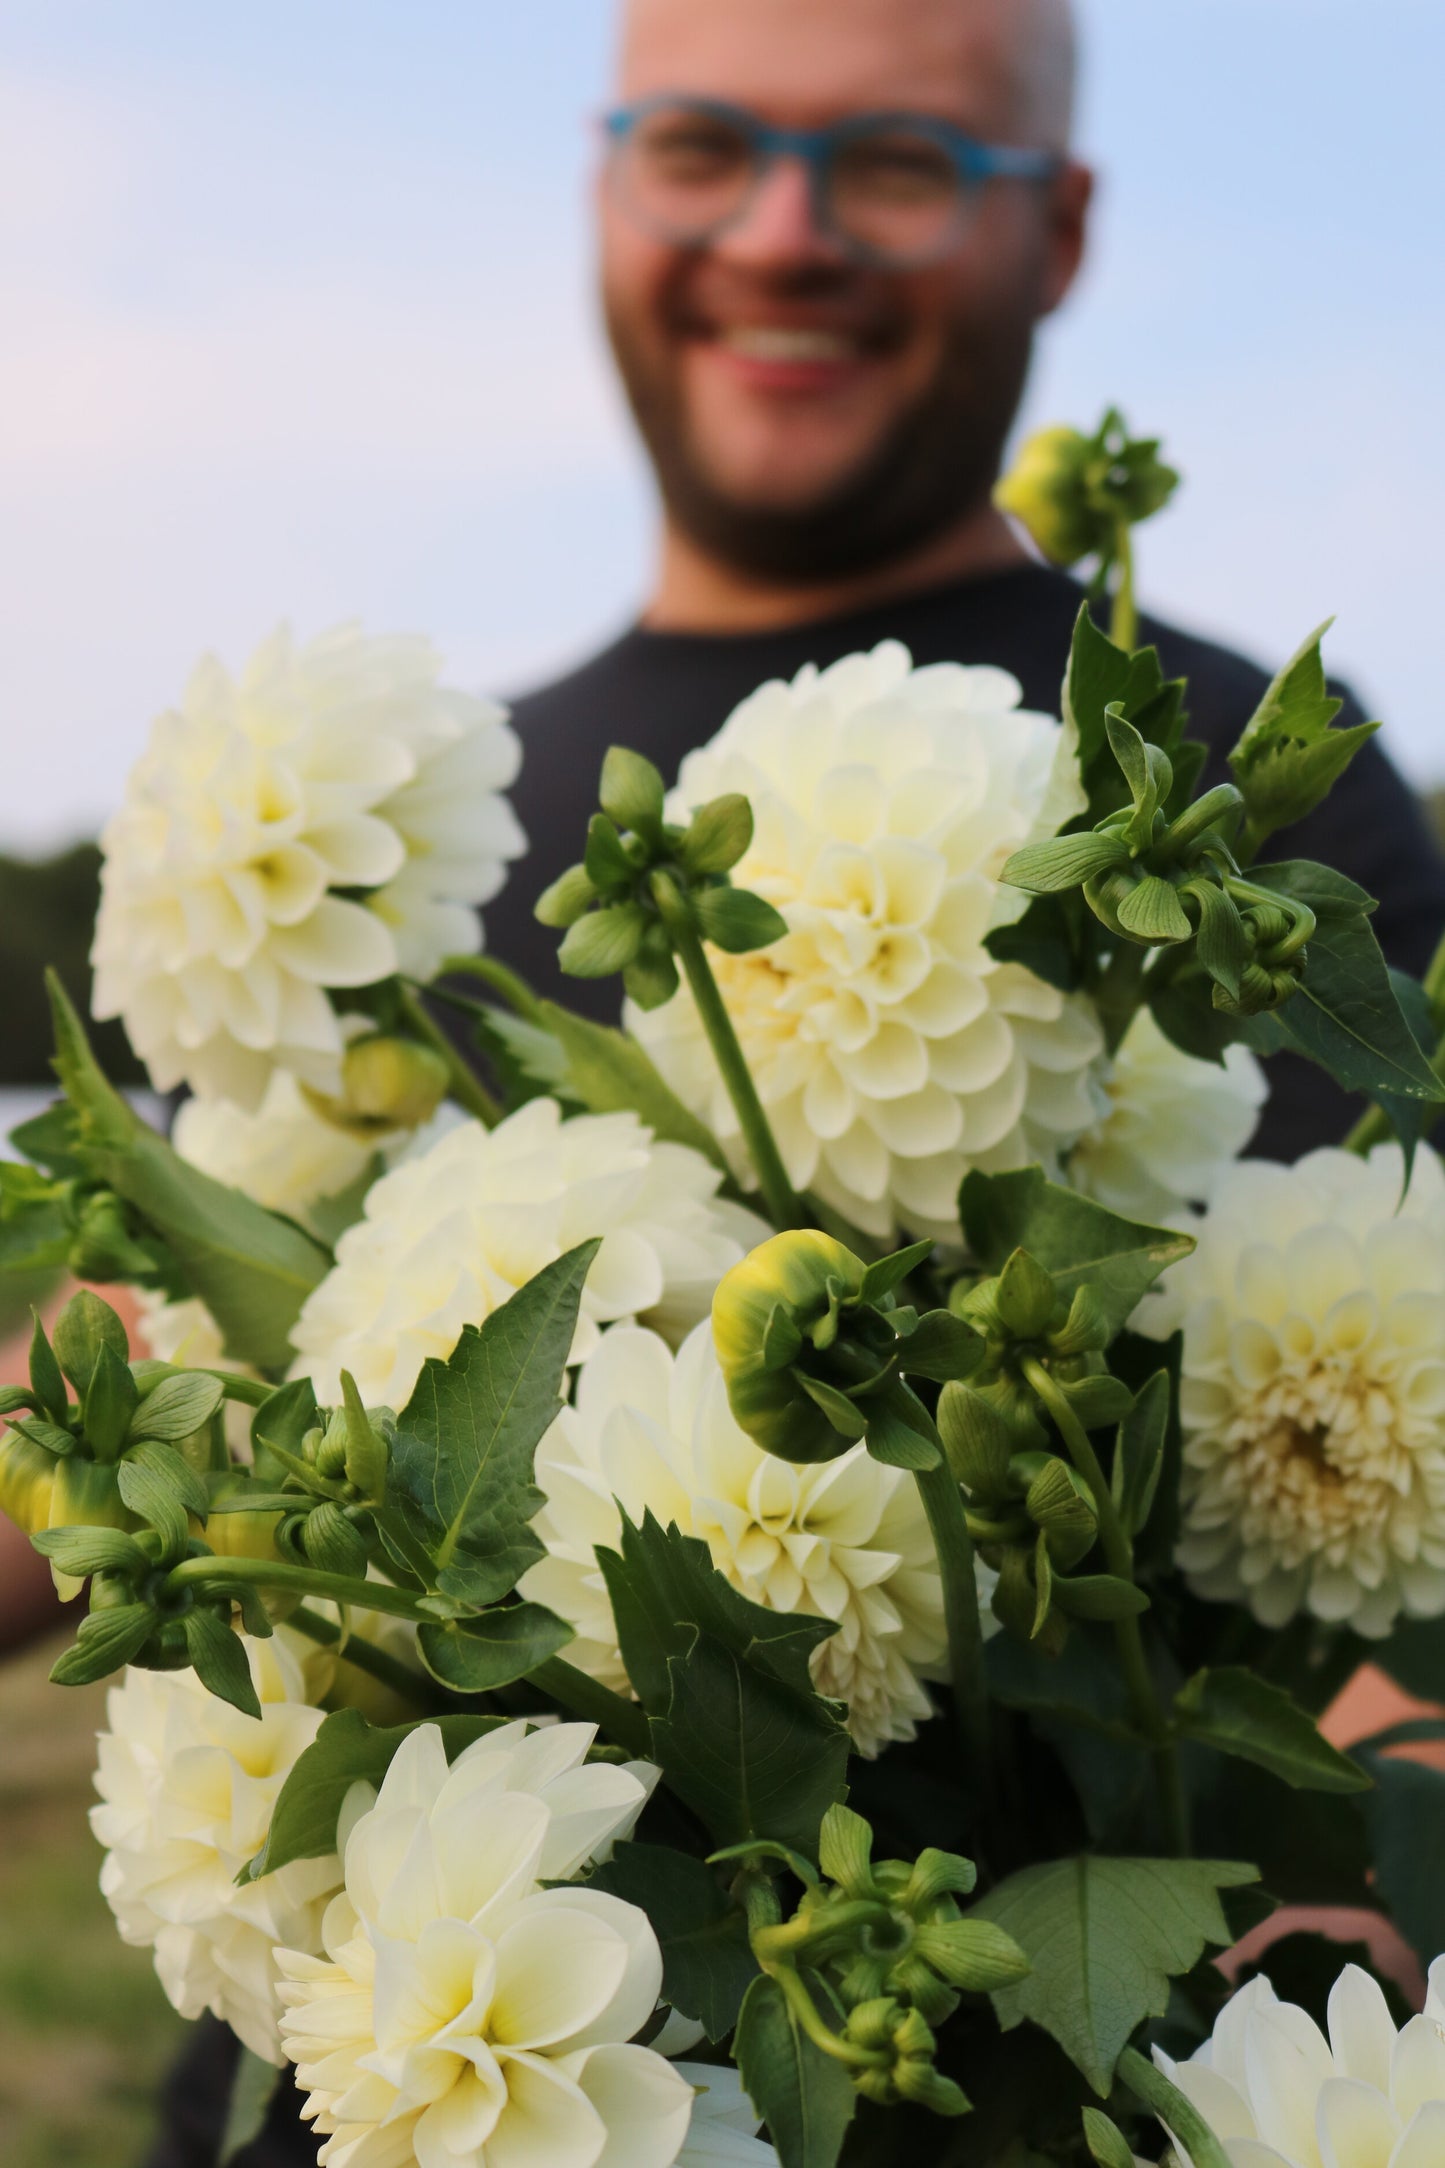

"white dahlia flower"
[1155, 1958, 1445, 2168]
[1066, 1011, 1266, 1223]
[520, 1322, 959, 1757]
[627, 641, 1102, 1242]
[673, 2064, 779, 2164]
[1139, 1144, 1445, 1637]
[275, 1720, 692, 2168]
[170, 1069, 380, 1220]
[92, 622, 525, 1109]
[90, 1633, 337, 2062]
[289, 1097, 767, 1408]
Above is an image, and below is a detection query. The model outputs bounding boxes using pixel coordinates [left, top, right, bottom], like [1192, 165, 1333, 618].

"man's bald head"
[617, 0, 1078, 153]
[602, 0, 1091, 592]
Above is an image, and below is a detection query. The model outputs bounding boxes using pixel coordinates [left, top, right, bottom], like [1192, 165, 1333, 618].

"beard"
[604, 272, 1038, 585]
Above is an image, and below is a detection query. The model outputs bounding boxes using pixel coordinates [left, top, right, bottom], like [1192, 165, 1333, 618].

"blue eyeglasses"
[602, 96, 1061, 268]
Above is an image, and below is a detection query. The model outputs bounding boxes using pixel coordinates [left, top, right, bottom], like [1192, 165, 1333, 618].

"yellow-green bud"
[0, 1423, 59, 1537]
[994, 425, 1105, 566]
[202, 1477, 286, 1565]
[306, 1035, 450, 1138]
[712, 1230, 868, 1463]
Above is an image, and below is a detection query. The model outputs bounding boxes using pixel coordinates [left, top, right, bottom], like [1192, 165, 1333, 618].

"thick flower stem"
[913, 1458, 994, 1798]
[397, 983, 502, 1128]
[164, 1554, 433, 1622]
[530, 1656, 654, 1761]
[1023, 1358, 1190, 1856]
[1091, 937, 1149, 1057]
[288, 1604, 445, 1711]
[1118, 2045, 1232, 2168]
[651, 874, 804, 1229]
[1109, 522, 1138, 653]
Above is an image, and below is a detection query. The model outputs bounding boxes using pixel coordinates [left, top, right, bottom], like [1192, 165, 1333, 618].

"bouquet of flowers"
[4, 417, 1445, 2168]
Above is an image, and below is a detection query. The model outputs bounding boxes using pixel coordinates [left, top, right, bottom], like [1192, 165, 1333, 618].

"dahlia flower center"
[1223, 1359, 1419, 1555]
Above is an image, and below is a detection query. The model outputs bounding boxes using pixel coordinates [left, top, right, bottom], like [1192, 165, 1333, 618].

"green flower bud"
[534, 861, 597, 929]
[712, 1231, 869, 1462]
[994, 425, 1104, 565]
[0, 1422, 60, 1536]
[202, 1476, 286, 1565]
[599, 745, 666, 837]
[306, 1034, 450, 1138]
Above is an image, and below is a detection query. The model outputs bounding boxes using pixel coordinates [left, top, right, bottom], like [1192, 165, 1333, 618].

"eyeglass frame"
[600, 94, 1064, 266]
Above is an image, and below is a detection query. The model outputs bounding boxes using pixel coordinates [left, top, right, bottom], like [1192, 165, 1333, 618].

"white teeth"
[721, 326, 856, 363]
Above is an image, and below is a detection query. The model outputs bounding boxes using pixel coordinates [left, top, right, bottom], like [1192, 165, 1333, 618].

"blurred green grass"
[0, 1635, 184, 2167]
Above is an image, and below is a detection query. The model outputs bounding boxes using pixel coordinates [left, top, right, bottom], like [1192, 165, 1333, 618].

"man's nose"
[711, 154, 847, 268]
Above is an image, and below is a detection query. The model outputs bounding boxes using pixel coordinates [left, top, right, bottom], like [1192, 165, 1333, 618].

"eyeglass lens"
[611, 104, 971, 263]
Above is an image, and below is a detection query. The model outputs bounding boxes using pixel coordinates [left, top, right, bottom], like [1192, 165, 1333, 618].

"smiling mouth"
[715, 326, 864, 364]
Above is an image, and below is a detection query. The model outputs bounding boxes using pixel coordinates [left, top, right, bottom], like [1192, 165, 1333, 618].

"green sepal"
[558, 902, 648, 977]
[694, 886, 788, 954]
[184, 1608, 262, 1719]
[130, 1369, 226, 1445]
[52, 1289, 130, 1396]
[28, 1310, 68, 1424]
[937, 1382, 1014, 1500]
[1003, 830, 1130, 895]
[50, 1601, 156, 1685]
[1049, 1573, 1149, 1621]
[533, 861, 596, 929]
[83, 1341, 140, 1462]
[679, 792, 754, 876]
[582, 812, 637, 892]
[1228, 621, 1380, 848]
[598, 745, 666, 837]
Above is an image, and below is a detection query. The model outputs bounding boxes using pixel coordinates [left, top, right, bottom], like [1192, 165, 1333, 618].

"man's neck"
[642, 502, 1029, 635]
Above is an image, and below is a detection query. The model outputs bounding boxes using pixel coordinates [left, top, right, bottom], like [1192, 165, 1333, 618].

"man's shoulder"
[505, 628, 642, 740]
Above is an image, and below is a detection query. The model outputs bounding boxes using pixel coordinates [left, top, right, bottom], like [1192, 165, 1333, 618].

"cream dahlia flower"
[1139, 1144, 1445, 1637]
[520, 1322, 960, 1757]
[91, 1633, 337, 2062]
[672, 2065, 779, 2164]
[171, 1069, 381, 1220]
[1066, 1011, 1266, 1223]
[1155, 1958, 1445, 2168]
[275, 1720, 692, 2168]
[290, 1097, 767, 1408]
[92, 622, 525, 1109]
[627, 641, 1102, 1242]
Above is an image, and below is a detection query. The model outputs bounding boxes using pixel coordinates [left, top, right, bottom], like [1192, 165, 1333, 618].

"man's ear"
[1038, 159, 1094, 317]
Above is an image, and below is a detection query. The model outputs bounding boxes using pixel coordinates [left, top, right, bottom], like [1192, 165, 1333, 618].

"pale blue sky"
[1, 0, 1441, 850]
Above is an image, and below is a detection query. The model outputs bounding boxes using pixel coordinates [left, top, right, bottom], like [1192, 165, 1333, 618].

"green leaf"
[985, 892, 1083, 992]
[588, 1843, 758, 2041]
[599, 745, 666, 835]
[582, 812, 636, 891]
[45, 973, 331, 1373]
[1188, 880, 1248, 1001]
[857, 1240, 933, 1306]
[50, 1602, 156, 1685]
[1003, 831, 1130, 895]
[417, 1601, 573, 1692]
[537, 1002, 731, 1176]
[960, 1167, 1193, 1340]
[130, 1369, 224, 1443]
[218, 2048, 281, 2165]
[52, 1289, 130, 1395]
[1247, 864, 1445, 1105]
[250, 1707, 505, 1877]
[598, 1513, 849, 1854]
[31, 1525, 147, 1577]
[116, 1438, 207, 1556]
[558, 902, 648, 977]
[1050, 1573, 1149, 1622]
[184, 1608, 261, 1718]
[938, 1383, 1014, 1499]
[28, 1310, 67, 1422]
[1362, 970, 1442, 1184]
[1115, 875, 1191, 944]
[896, 1309, 983, 1382]
[1358, 1750, 1445, 1971]
[864, 1401, 939, 1470]
[1063, 607, 1175, 779]
[250, 1377, 319, 1478]
[734, 1972, 856, 2168]
[1228, 621, 1380, 847]
[1174, 1667, 1372, 1793]
[970, 1855, 1258, 2095]
[1111, 1370, 1169, 1538]
[83, 1341, 139, 1461]
[388, 1242, 597, 1605]
[680, 792, 754, 876]
[1082, 2106, 1137, 2168]
[694, 886, 788, 954]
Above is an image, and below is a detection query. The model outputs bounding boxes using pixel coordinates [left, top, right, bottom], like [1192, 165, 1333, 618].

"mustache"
[658, 263, 909, 348]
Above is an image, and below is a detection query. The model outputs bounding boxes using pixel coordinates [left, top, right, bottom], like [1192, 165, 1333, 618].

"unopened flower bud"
[712, 1231, 869, 1462]
[324, 1035, 451, 1136]
[994, 425, 1104, 566]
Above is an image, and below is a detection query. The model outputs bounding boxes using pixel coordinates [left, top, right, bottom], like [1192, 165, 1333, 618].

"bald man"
[144, 3, 1445, 2160]
[489, 0, 1445, 1161]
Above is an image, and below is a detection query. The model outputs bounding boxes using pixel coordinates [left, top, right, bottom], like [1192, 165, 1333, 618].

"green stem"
[287, 1603, 444, 1710]
[397, 982, 502, 1127]
[1022, 1358, 1189, 1856]
[165, 1554, 432, 1622]
[773, 1963, 885, 2066]
[1091, 938, 1149, 1057]
[530, 1656, 654, 1760]
[1118, 2046, 1232, 2168]
[1109, 522, 1137, 653]
[913, 1458, 993, 1791]
[437, 954, 546, 1025]
[135, 1366, 275, 1408]
[652, 873, 803, 1228]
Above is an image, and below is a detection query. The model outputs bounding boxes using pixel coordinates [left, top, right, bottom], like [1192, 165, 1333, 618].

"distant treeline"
[5, 794, 1445, 1086]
